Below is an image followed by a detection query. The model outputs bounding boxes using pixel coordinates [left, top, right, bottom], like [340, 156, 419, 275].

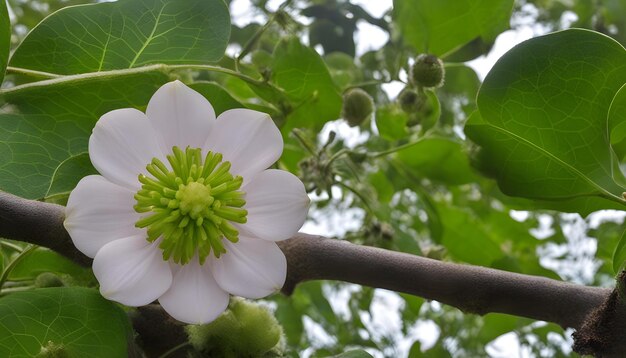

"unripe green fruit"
[342, 88, 374, 127]
[411, 54, 445, 88]
[186, 298, 284, 357]
[35, 272, 64, 288]
[398, 88, 424, 113]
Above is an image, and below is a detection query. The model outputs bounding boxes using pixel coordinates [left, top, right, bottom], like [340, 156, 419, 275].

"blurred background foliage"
[2, 0, 626, 357]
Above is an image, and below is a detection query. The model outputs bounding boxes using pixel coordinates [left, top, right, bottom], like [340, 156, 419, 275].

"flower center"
[133, 146, 247, 265]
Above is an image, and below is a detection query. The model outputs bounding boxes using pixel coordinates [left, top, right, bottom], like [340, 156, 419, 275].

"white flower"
[64, 81, 310, 324]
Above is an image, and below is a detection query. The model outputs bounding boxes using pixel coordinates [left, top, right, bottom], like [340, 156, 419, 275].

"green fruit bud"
[398, 88, 424, 113]
[342, 88, 374, 127]
[35, 272, 64, 288]
[186, 298, 284, 357]
[411, 54, 445, 88]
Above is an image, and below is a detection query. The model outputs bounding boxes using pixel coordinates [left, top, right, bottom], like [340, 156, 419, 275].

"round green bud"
[398, 88, 424, 114]
[186, 298, 284, 357]
[35, 272, 64, 288]
[342, 88, 374, 127]
[411, 54, 445, 88]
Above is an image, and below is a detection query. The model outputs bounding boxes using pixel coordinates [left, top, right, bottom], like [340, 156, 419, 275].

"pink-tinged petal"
[64, 175, 142, 258]
[146, 80, 216, 152]
[93, 236, 172, 306]
[204, 109, 282, 183]
[238, 169, 309, 241]
[209, 237, 286, 299]
[89, 108, 164, 190]
[159, 260, 229, 324]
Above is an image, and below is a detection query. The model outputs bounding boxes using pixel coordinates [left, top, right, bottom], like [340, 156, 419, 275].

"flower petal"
[204, 109, 282, 183]
[238, 169, 309, 241]
[89, 108, 164, 190]
[159, 260, 229, 324]
[64, 175, 142, 258]
[146, 80, 216, 152]
[209, 237, 286, 299]
[93, 236, 172, 307]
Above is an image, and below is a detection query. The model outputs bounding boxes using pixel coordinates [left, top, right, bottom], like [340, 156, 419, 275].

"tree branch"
[0, 192, 615, 344]
[0, 192, 91, 266]
[278, 234, 610, 330]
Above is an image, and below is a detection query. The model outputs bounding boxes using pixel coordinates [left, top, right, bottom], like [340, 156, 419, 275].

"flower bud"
[342, 88, 374, 127]
[398, 88, 424, 114]
[186, 298, 284, 356]
[411, 54, 445, 88]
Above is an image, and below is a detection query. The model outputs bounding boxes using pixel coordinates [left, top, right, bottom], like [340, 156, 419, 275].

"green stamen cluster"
[134, 146, 247, 265]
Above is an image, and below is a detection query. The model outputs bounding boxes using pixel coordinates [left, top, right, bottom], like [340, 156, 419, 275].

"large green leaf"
[609, 84, 626, 162]
[271, 38, 341, 132]
[8, 248, 89, 281]
[466, 29, 626, 215]
[10, 0, 230, 74]
[189, 81, 245, 115]
[0, 287, 132, 357]
[393, 0, 514, 57]
[0, 70, 170, 199]
[437, 203, 502, 266]
[396, 137, 478, 185]
[375, 105, 409, 141]
[613, 228, 626, 273]
[0, 0, 9, 83]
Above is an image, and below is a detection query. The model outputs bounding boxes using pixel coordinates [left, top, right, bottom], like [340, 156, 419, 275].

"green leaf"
[478, 314, 532, 342]
[375, 105, 409, 141]
[437, 203, 502, 266]
[0, 287, 133, 357]
[10, 0, 230, 74]
[46, 153, 98, 200]
[368, 170, 395, 203]
[612, 229, 626, 273]
[0, 70, 170, 199]
[437, 64, 480, 126]
[189, 81, 245, 116]
[324, 52, 362, 90]
[0, 0, 9, 83]
[609, 84, 626, 162]
[396, 137, 478, 185]
[271, 38, 342, 132]
[587, 220, 624, 275]
[275, 297, 304, 347]
[8, 248, 89, 282]
[466, 29, 626, 215]
[393, 0, 514, 56]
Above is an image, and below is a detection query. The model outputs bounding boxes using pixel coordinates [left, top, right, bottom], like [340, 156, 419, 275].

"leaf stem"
[0, 240, 26, 252]
[157, 342, 191, 358]
[369, 138, 426, 158]
[324, 148, 349, 171]
[235, 0, 293, 68]
[337, 181, 373, 215]
[6, 66, 62, 79]
[1, 64, 283, 98]
[0, 245, 37, 291]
